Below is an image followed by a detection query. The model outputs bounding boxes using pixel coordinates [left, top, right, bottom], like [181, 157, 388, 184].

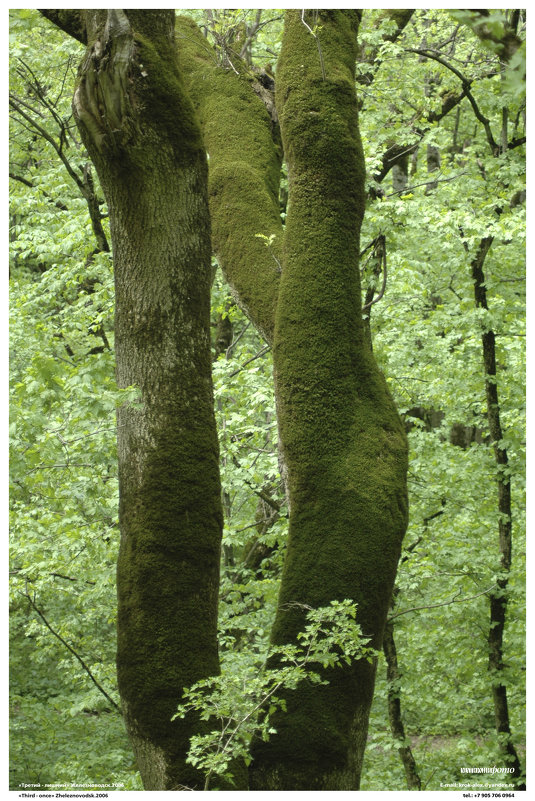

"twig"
[51, 572, 96, 585]
[226, 322, 250, 359]
[229, 345, 270, 378]
[386, 170, 468, 197]
[9, 95, 86, 192]
[239, 9, 262, 60]
[10, 568, 96, 586]
[422, 767, 439, 791]
[20, 590, 121, 713]
[301, 10, 326, 80]
[388, 583, 497, 622]
[9, 172, 68, 210]
[231, 456, 282, 514]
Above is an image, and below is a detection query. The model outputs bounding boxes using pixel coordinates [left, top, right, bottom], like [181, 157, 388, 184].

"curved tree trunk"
[66, 10, 225, 790]
[45, 9, 410, 790]
[180, 10, 409, 789]
[249, 11, 409, 790]
[176, 15, 282, 345]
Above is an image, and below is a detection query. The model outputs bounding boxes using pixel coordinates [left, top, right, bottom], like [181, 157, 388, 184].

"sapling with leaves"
[174, 601, 375, 790]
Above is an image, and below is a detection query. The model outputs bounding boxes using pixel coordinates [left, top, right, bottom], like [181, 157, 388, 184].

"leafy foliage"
[9, 7, 525, 791]
[174, 601, 373, 789]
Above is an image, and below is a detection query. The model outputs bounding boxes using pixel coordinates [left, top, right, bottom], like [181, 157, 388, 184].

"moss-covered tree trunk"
[179, 10, 409, 789]
[42, 9, 225, 790]
[248, 12, 408, 789]
[44, 9, 409, 790]
[175, 15, 282, 345]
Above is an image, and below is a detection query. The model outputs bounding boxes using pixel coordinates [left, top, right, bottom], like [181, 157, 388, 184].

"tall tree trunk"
[249, 11, 409, 790]
[66, 10, 225, 789]
[383, 611, 422, 790]
[471, 237, 525, 790]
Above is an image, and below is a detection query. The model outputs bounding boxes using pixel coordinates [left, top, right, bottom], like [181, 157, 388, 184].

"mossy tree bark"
[43, 8, 409, 790]
[41, 9, 227, 790]
[175, 16, 282, 345]
[179, 9, 409, 790]
[247, 12, 408, 789]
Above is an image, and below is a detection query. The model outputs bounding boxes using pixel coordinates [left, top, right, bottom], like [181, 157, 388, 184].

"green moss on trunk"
[176, 16, 282, 344]
[249, 11, 408, 790]
[72, 11, 233, 790]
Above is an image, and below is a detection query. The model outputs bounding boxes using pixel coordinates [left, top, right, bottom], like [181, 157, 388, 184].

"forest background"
[9, 5, 526, 794]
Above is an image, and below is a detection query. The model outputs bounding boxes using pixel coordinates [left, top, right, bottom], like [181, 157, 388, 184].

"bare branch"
[300, 10, 326, 81]
[406, 47, 499, 155]
[9, 172, 68, 210]
[388, 583, 497, 622]
[9, 95, 85, 192]
[21, 590, 120, 712]
[385, 170, 469, 197]
[229, 345, 270, 378]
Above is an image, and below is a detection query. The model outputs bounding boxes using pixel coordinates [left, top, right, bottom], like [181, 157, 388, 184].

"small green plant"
[173, 600, 375, 789]
[254, 232, 282, 272]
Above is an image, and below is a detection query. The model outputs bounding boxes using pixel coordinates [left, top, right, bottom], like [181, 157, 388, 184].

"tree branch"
[230, 454, 283, 514]
[21, 590, 120, 712]
[229, 345, 270, 378]
[10, 90, 109, 252]
[508, 136, 526, 150]
[463, 9, 523, 62]
[176, 16, 282, 344]
[406, 47, 499, 155]
[372, 88, 468, 187]
[38, 9, 87, 44]
[9, 95, 86, 192]
[9, 172, 69, 210]
[357, 9, 414, 85]
[386, 170, 468, 197]
[388, 583, 497, 621]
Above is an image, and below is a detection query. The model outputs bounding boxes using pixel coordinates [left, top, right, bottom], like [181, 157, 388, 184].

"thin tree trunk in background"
[383, 606, 422, 790]
[471, 236, 525, 790]
[53, 9, 229, 789]
[363, 144, 421, 790]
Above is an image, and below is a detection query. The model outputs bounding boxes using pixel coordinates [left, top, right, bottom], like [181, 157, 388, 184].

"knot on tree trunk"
[73, 10, 138, 154]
